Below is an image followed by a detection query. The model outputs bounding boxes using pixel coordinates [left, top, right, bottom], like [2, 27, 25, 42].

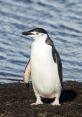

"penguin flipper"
[45, 37, 63, 88]
[24, 59, 31, 87]
[52, 48, 63, 89]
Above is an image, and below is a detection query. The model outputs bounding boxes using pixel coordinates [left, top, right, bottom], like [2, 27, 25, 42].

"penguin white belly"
[31, 41, 61, 98]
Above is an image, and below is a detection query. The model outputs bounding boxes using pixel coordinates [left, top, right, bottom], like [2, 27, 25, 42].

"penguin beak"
[22, 31, 33, 36]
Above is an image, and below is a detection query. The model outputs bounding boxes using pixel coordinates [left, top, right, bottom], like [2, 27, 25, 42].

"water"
[0, 0, 82, 83]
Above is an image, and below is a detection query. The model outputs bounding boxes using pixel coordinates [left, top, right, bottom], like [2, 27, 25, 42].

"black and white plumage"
[22, 28, 63, 105]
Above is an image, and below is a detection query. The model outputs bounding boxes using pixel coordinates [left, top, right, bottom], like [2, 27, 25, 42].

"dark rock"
[0, 81, 82, 117]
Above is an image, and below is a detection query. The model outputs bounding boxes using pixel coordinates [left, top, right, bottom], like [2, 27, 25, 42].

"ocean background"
[0, 0, 82, 83]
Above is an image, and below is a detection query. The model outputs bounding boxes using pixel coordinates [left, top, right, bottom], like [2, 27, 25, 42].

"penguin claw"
[51, 102, 60, 106]
[31, 102, 43, 106]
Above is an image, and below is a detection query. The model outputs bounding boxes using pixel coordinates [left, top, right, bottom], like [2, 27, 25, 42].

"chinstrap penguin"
[22, 28, 63, 105]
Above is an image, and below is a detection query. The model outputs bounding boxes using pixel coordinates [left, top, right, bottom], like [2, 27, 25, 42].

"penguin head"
[22, 28, 48, 41]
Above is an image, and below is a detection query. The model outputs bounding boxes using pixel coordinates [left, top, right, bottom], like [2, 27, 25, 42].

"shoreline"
[0, 81, 82, 117]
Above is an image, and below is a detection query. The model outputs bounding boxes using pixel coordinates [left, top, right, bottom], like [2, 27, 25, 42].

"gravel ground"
[0, 81, 82, 117]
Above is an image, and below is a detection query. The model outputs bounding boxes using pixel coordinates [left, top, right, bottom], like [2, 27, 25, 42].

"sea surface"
[0, 0, 82, 83]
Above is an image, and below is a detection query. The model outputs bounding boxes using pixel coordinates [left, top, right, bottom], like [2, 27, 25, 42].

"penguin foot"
[51, 102, 60, 106]
[51, 99, 60, 106]
[31, 101, 43, 105]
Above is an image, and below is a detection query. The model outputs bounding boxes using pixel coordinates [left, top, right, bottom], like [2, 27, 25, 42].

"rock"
[0, 81, 82, 117]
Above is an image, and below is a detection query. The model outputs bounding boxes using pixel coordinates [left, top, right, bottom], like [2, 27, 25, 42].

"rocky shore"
[0, 81, 82, 117]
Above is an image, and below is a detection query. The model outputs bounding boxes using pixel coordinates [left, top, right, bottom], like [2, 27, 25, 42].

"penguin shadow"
[60, 89, 77, 103]
[41, 89, 77, 104]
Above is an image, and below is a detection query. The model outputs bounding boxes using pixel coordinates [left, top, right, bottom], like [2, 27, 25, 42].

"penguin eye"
[36, 32, 39, 35]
